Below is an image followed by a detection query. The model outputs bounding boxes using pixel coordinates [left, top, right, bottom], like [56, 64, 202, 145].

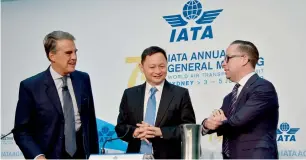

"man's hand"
[146, 126, 162, 137]
[36, 155, 47, 160]
[204, 117, 222, 130]
[212, 109, 227, 121]
[135, 121, 162, 144]
[204, 110, 224, 130]
[133, 127, 144, 138]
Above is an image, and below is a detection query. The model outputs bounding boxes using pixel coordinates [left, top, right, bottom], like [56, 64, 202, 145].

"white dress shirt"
[50, 66, 81, 131]
[143, 81, 165, 125]
[236, 72, 256, 97]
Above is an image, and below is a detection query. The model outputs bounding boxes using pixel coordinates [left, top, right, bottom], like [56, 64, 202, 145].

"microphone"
[101, 127, 130, 154]
[1, 127, 19, 140]
[1, 125, 27, 140]
[1, 129, 14, 140]
[62, 86, 68, 91]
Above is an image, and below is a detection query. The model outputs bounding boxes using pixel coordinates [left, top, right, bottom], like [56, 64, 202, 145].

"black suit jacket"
[115, 80, 196, 159]
[207, 74, 279, 159]
[13, 67, 99, 159]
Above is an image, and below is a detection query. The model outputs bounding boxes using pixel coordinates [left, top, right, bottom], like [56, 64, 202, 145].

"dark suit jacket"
[207, 74, 279, 159]
[115, 80, 196, 159]
[13, 67, 99, 159]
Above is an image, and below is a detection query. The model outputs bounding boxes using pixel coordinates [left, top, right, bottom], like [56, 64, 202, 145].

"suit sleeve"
[215, 96, 229, 136]
[115, 90, 137, 142]
[218, 83, 278, 134]
[86, 74, 99, 154]
[160, 89, 196, 140]
[13, 81, 42, 159]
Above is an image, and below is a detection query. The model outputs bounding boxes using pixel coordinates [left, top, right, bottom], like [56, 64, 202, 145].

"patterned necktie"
[61, 76, 77, 157]
[228, 83, 241, 116]
[140, 87, 158, 154]
[223, 83, 240, 157]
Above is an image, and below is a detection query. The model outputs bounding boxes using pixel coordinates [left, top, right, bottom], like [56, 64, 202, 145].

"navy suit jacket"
[210, 74, 279, 159]
[13, 68, 99, 159]
[115, 80, 196, 159]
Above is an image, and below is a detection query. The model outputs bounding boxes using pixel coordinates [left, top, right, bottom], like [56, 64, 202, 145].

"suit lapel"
[44, 68, 64, 116]
[70, 72, 82, 112]
[155, 81, 174, 127]
[137, 83, 146, 123]
[234, 74, 259, 112]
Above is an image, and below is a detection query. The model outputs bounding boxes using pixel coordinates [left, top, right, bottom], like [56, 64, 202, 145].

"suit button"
[60, 136, 63, 139]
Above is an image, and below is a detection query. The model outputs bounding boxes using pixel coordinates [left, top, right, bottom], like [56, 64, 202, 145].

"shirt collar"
[238, 72, 255, 87]
[49, 66, 69, 80]
[145, 80, 165, 94]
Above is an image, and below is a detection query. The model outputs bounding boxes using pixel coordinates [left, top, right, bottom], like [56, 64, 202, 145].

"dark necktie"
[223, 83, 240, 157]
[228, 83, 241, 116]
[61, 76, 77, 157]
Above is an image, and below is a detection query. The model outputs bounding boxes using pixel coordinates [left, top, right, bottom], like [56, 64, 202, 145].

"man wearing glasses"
[201, 40, 279, 159]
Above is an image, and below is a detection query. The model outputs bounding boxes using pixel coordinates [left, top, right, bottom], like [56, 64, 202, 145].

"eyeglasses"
[224, 55, 244, 63]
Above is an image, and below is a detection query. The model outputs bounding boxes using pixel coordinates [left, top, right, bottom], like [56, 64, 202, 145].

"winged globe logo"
[277, 122, 300, 142]
[163, 0, 223, 42]
[99, 126, 116, 144]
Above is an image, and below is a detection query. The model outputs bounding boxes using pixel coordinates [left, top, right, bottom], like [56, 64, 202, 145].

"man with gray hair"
[13, 30, 99, 159]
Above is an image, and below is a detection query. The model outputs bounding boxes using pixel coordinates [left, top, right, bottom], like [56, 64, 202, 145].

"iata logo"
[163, 0, 223, 42]
[277, 122, 299, 142]
[98, 126, 115, 144]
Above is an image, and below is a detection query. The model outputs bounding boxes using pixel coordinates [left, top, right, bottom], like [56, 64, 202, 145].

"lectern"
[89, 153, 154, 160]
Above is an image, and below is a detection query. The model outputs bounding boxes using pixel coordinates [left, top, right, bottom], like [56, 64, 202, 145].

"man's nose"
[222, 60, 227, 68]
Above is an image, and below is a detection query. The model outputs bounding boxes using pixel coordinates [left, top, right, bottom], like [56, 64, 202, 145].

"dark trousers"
[222, 148, 278, 159]
[61, 128, 86, 159]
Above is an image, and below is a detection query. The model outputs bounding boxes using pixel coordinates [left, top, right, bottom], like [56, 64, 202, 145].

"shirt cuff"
[201, 118, 210, 135]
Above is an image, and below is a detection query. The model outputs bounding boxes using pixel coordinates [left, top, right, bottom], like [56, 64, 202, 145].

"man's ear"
[242, 55, 249, 66]
[49, 51, 56, 62]
[139, 63, 144, 73]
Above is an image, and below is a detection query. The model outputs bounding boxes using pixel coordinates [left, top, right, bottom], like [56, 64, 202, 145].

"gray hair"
[43, 30, 75, 61]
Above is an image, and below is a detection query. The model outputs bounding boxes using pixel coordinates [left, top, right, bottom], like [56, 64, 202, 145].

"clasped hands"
[204, 109, 227, 130]
[132, 121, 162, 144]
